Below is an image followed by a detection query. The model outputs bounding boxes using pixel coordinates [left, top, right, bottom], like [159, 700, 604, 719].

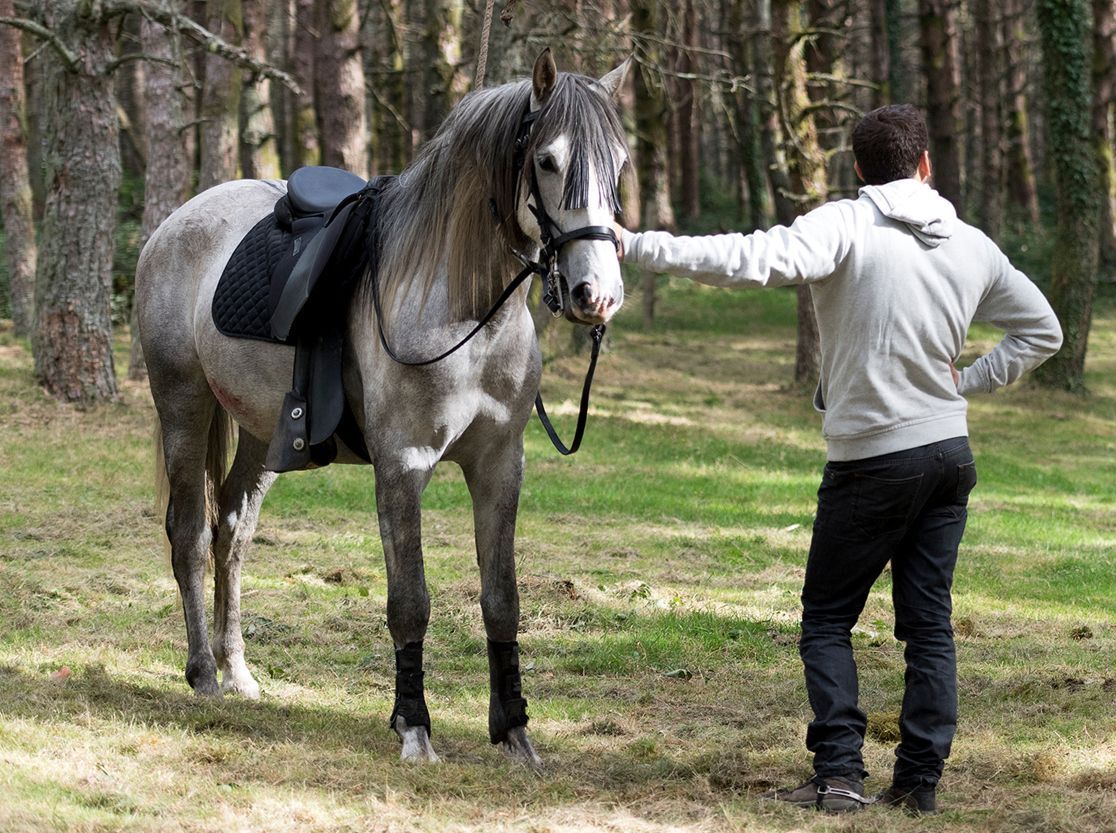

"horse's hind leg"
[159, 388, 225, 697]
[376, 464, 438, 762]
[212, 432, 276, 699]
[463, 439, 541, 768]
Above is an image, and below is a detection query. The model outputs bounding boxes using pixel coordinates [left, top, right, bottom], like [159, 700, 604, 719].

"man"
[616, 105, 1062, 814]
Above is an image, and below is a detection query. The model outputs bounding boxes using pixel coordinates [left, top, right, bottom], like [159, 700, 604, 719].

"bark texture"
[632, 0, 676, 328]
[869, 0, 890, 105]
[727, 0, 770, 228]
[130, 8, 191, 381]
[198, 0, 243, 190]
[315, 0, 368, 176]
[291, 0, 320, 168]
[33, 1, 121, 403]
[976, 0, 1003, 241]
[1094, 0, 1116, 273]
[1033, 0, 1101, 392]
[1002, 0, 1041, 225]
[0, 0, 37, 337]
[239, 0, 280, 179]
[918, 0, 963, 214]
[772, 0, 825, 386]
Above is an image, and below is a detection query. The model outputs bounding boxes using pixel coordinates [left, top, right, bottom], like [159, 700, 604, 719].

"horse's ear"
[596, 57, 631, 103]
[532, 48, 558, 104]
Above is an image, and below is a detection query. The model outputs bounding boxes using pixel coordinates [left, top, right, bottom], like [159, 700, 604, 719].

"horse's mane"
[362, 72, 627, 323]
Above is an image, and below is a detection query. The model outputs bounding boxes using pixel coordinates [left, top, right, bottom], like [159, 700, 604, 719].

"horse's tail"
[203, 406, 236, 533]
[153, 405, 236, 552]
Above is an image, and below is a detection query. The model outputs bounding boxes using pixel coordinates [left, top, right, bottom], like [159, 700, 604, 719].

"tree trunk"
[130, 7, 192, 381]
[975, 0, 1003, 241]
[315, 0, 368, 175]
[727, 0, 771, 228]
[291, 0, 319, 168]
[632, 0, 675, 328]
[33, 2, 121, 403]
[772, 0, 826, 386]
[198, 0, 243, 190]
[677, 0, 702, 225]
[805, 0, 852, 196]
[0, 0, 38, 337]
[885, 0, 909, 104]
[1094, 0, 1116, 275]
[1033, 0, 1101, 392]
[239, 0, 280, 179]
[1002, 0, 1041, 225]
[418, 0, 463, 143]
[869, 0, 891, 105]
[918, 0, 963, 214]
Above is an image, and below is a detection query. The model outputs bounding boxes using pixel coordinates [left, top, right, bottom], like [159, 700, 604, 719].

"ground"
[1, 279, 1114, 833]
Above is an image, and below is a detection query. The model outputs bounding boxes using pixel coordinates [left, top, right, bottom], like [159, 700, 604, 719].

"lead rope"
[474, 0, 496, 89]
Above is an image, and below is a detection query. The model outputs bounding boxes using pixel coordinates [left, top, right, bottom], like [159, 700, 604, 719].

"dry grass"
[1, 281, 1115, 832]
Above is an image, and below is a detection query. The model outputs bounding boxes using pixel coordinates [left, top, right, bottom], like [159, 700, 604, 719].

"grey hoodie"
[621, 179, 1063, 461]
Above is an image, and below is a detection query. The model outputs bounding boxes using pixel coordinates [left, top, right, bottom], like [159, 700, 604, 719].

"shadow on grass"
[0, 660, 819, 830]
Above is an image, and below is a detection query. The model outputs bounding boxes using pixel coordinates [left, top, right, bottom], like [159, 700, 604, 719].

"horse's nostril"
[572, 282, 594, 307]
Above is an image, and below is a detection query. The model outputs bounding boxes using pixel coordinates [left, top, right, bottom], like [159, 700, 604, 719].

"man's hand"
[613, 221, 626, 262]
[950, 360, 960, 389]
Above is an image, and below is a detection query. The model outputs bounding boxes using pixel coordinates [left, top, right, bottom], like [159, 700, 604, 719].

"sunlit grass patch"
[1, 284, 1115, 832]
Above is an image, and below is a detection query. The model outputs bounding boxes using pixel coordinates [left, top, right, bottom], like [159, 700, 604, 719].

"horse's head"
[516, 50, 630, 326]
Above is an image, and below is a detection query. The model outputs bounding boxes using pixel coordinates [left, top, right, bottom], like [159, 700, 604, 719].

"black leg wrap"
[389, 641, 431, 737]
[487, 639, 529, 744]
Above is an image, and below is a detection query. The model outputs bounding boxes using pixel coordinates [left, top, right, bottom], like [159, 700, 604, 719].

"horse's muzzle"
[567, 280, 622, 324]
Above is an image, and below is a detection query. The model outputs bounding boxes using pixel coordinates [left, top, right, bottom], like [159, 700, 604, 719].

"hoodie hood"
[859, 179, 957, 248]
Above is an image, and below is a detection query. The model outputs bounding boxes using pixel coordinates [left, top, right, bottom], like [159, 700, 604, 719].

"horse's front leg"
[463, 438, 541, 768]
[376, 462, 438, 762]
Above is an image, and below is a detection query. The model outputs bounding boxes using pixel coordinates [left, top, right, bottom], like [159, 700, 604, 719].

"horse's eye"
[538, 156, 558, 174]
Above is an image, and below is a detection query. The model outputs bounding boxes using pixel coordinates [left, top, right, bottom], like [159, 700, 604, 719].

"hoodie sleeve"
[957, 251, 1063, 396]
[621, 200, 856, 288]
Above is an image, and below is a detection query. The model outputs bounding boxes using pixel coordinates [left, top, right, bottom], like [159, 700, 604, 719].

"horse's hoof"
[395, 717, 439, 763]
[220, 670, 261, 699]
[190, 678, 222, 698]
[186, 662, 221, 697]
[500, 726, 542, 771]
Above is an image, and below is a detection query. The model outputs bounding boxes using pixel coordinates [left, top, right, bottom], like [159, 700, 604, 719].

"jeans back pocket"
[852, 472, 925, 539]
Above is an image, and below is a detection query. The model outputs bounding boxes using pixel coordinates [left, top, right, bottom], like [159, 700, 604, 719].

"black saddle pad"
[213, 213, 296, 343]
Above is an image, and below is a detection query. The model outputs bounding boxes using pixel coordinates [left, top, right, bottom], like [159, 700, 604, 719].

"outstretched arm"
[618, 200, 857, 288]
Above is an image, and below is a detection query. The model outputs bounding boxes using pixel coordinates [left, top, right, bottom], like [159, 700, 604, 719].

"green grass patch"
[1, 282, 1114, 832]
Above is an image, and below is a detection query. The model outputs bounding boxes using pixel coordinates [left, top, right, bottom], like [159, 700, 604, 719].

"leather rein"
[369, 106, 618, 456]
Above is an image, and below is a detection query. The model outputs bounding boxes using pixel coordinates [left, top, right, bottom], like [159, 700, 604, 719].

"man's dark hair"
[852, 104, 929, 185]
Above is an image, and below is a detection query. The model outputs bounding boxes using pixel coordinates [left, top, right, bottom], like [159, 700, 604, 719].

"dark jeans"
[800, 437, 976, 788]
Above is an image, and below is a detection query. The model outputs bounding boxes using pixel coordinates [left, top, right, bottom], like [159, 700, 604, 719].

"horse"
[134, 49, 630, 766]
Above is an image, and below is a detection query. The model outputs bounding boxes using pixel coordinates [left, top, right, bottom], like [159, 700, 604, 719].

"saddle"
[212, 166, 393, 472]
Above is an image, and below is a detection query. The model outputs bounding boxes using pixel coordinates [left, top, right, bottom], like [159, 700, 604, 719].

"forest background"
[1, 4, 1115, 832]
[0, 0, 1114, 403]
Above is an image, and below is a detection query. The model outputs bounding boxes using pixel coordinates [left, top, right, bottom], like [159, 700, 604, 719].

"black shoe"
[876, 783, 939, 815]
[764, 774, 873, 813]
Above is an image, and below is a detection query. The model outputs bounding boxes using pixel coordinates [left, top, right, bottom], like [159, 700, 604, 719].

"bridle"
[369, 102, 620, 455]
[513, 109, 620, 319]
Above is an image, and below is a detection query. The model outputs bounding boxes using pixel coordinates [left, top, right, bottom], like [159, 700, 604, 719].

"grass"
[1, 278, 1114, 833]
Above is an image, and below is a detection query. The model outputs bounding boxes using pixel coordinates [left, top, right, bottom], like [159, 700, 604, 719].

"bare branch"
[110, 0, 302, 94]
[0, 15, 78, 69]
[106, 51, 178, 73]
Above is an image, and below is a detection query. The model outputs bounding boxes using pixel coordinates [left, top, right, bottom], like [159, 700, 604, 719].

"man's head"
[852, 104, 930, 185]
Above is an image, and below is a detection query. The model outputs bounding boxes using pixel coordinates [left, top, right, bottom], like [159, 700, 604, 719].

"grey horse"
[135, 50, 629, 766]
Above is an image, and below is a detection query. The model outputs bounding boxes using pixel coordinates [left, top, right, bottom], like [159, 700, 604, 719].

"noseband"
[370, 102, 617, 455]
